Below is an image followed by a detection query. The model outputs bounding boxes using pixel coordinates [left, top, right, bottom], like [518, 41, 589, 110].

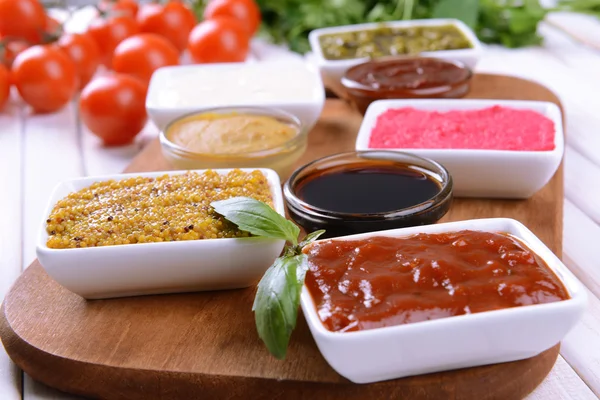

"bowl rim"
[159, 106, 307, 160]
[308, 18, 484, 66]
[37, 168, 285, 254]
[355, 99, 565, 156]
[283, 150, 453, 221]
[300, 217, 587, 339]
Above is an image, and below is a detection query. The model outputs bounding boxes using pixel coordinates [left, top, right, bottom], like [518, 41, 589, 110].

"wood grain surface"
[0, 74, 565, 399]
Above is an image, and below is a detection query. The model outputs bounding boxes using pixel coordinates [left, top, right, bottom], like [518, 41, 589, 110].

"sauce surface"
[294, 161, 441, 214]
[168, 113, 298, 155]
[319, 24, 472, 61]
[304, 231, 569, 332]
[46, 170, 272, 248]
[369, 106, 556, 151]
[345, 58, 470, 91]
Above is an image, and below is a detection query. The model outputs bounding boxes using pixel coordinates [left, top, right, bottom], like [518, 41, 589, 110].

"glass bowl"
[159, 106, 308, 180]
[283, 151, 453, 238]
[341, 57, 473, 115]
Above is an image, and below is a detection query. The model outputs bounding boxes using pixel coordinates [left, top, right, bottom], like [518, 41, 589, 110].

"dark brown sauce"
[346, 58, 471, 91]
[294, 161, 441, 214]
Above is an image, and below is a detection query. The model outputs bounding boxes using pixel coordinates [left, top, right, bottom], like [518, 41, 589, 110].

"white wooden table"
[1, 11, 600, 400]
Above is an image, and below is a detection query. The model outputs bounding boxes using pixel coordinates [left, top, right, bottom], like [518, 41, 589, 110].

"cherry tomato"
[0, 38, 30, 69]
[0, 63, 9, 110]
[0, 0, 46, 44]
[87, 15, 139, 66]
[12, 45, 77, 113]
[80, 74, 147, 146]
[203, 0, 261, 35]
[57, 33, 100, 90]
[44, 15, 62, 38]
[137, 1, 196, 53]
[113, 33, 178, 86]
[187, 17, 250, 64]
[99, 0, 139, 18]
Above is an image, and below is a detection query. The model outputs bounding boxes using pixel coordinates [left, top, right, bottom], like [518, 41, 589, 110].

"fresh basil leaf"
[253, 254, 307, 360]
[432, 0, 480, 28]
[211, 197, 300, 245]
[298, 229, 326, 249]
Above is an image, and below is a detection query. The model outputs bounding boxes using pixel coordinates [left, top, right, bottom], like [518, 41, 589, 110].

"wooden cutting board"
[0, 74, 564, 400]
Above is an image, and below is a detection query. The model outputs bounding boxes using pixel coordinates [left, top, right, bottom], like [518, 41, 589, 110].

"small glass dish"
[341, 57, 473, 115]
[283, 151, 453, 238]
[159, 106, 308, 180]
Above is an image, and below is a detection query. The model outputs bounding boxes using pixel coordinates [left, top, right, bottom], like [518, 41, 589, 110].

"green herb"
[252, 254, 307, 359]
[192, 0, 556, 52]
[477, 0, 548, 48]
[211, 197, 325, 359]
[211, 197, 300, 245]
[556, 0, 600, 17]
[432, 0, 479, 28]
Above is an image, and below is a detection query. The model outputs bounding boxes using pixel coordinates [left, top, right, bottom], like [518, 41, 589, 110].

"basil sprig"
[211, 197, 325, 359]
[211, 197, 301, 245]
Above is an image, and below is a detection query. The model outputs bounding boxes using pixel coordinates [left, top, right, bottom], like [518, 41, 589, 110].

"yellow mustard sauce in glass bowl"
[160, 107, 308, 180]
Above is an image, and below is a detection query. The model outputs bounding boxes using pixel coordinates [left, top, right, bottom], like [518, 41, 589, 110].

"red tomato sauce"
[304, 230, 569, 332]
[369, 106, 556, 151]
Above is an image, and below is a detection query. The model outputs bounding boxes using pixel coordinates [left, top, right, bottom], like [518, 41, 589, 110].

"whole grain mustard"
[46, 169, 273, 249]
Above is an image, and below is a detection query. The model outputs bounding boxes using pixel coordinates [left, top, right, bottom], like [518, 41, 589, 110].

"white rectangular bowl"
[36, 168, 286, 300]
[300, 218, 587, 384]
[308, 19, 483, 86]
[355, 99, 565, 199]
[146, 60, 326, 132]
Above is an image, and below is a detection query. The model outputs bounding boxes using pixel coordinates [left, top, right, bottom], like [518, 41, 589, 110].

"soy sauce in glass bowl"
[283, 151, 453, 238]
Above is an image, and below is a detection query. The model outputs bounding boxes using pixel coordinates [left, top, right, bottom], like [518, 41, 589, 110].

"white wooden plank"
[540, 19, 600, 67]
[21, 100, 86, 399]
[546, 12, 600, 51]
[251, 39, 305, 62]
[526, 356, 597, 400]
[0, 97, 26, 399]
[60, 6, 96, 34]
[565, 147, 600, 225]
[22, 103, 84, 267]
[81, 118, 159, 177]
[561, 288, 600, 398]
[564, 200, 600, 299]
[565, 110, 600, 171]
[561, 200, 600, 396]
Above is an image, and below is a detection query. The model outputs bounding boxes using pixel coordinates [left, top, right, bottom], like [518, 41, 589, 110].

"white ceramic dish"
[355, 99, 564, 199]
[146, 60, 325, 132]
[308, 19, 483, 87]
[36, 168, 286, 300]
[300, 218, 587, 384]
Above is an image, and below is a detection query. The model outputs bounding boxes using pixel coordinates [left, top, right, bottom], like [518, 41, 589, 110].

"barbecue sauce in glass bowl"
[283, 151, 452, 237]
[341, 58, 472, 115]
